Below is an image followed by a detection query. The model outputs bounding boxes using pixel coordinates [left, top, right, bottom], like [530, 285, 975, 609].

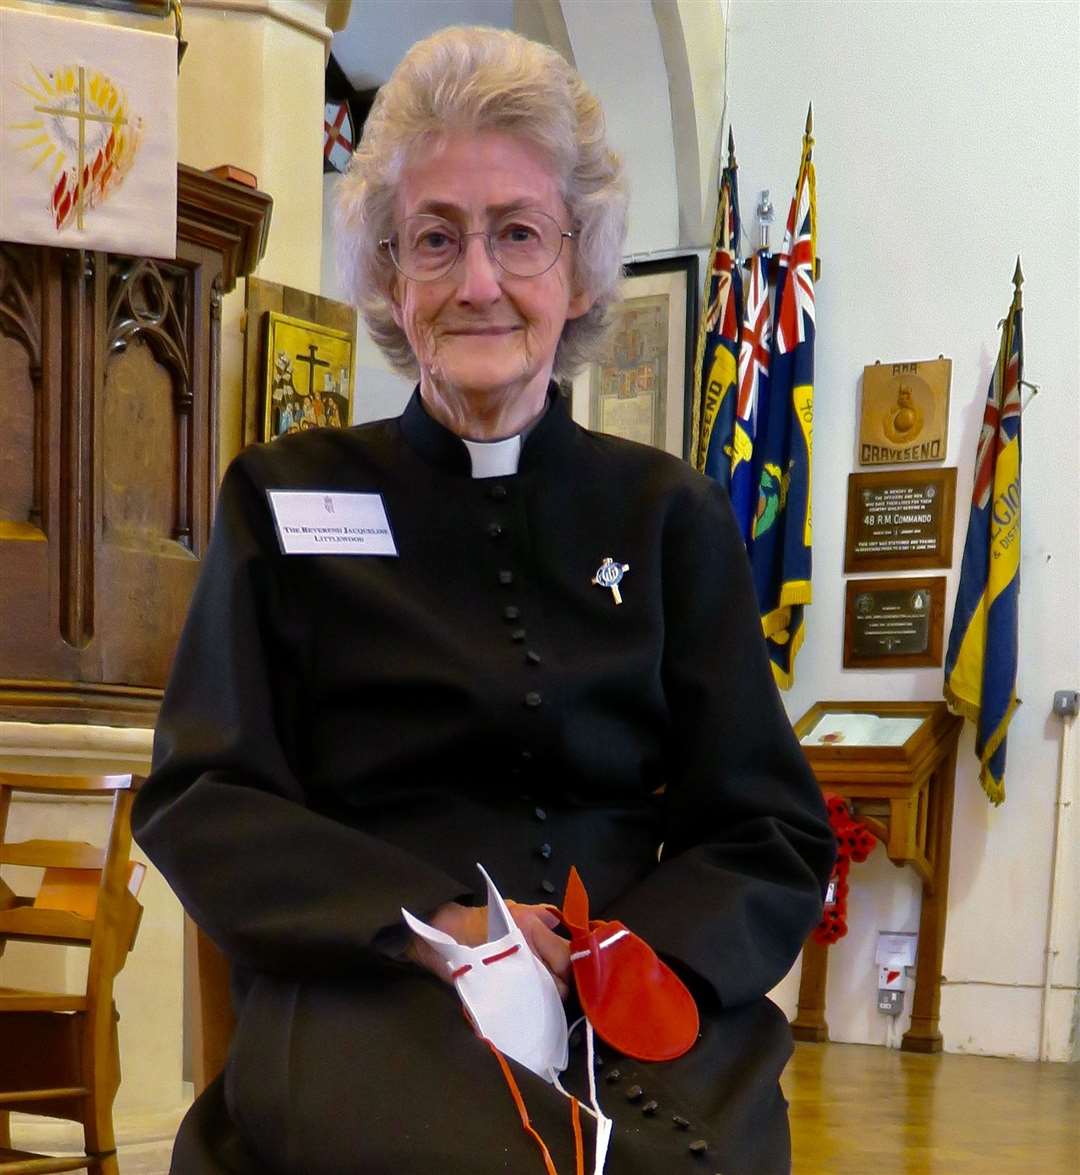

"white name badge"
[267, 491, 398, 556]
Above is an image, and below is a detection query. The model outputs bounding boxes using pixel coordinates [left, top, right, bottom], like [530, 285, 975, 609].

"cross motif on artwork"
[295, 343, 331, 396]
[34, 65, 128, 231]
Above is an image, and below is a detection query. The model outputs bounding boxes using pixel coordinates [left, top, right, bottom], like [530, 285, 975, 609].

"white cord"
[585, 1020, 612, 1175]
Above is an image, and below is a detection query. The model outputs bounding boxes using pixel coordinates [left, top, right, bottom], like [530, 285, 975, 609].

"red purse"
[560, 867, 699, 1062]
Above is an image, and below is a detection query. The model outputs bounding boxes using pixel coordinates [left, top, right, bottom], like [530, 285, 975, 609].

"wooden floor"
[784, 1041, 1080, 1174]
[10, 1044, 1079, 1173]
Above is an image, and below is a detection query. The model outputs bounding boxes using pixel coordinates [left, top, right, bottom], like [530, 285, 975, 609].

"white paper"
[402, 865, 569, 1082]
[267, 491, 398, 556]
[801, 712, 923, 747]
[875, 931, 918, 967]
[0, 8, 177, 258]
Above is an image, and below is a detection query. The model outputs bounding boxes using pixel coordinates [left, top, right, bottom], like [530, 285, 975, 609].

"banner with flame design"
[0, 7, 176, 257]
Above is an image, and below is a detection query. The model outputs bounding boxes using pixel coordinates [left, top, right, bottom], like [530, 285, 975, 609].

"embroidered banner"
[0, 7, 177, 258]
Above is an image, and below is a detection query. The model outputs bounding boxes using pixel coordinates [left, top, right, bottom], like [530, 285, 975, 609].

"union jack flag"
[729, 250, 771, 542]
[971, 328, 1021, 509]
[736, 251, 771, 426]
[774, 174, 815, 355]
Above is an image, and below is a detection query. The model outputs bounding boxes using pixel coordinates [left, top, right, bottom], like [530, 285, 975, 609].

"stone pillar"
[179, 0, 350, 464]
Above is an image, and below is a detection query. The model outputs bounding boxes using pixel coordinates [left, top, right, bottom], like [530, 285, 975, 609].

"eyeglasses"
[379, 210, 576, 282]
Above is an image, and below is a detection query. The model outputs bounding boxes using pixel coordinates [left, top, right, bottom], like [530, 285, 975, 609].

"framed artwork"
[262, 312, 354, 442]
[570, 256, 699, 460]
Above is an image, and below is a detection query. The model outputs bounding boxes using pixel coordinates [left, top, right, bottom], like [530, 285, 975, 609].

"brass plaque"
[859, 358, 950, 465]
[843, 577, 945, 668]
[844, 468, 956, 573]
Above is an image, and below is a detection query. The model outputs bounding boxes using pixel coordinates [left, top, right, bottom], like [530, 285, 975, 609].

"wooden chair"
[0, 773, 145, 1175]
[186, 917, 236, 1096]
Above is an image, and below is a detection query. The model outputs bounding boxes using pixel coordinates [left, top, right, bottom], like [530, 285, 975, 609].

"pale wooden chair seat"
[0, 772, 145, 1175]
[0, 989, 87, 1014]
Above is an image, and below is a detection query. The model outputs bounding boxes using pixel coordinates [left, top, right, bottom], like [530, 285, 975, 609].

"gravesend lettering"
[861, 439, 942, 462]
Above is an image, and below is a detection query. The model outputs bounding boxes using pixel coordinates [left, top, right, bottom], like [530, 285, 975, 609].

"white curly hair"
[334, 25, 628, 380]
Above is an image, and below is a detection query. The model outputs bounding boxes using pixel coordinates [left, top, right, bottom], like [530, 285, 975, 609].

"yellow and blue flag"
[944, 263, 1024, 805]
[693, 132, 743, 482]
[749, 112, 816, 689]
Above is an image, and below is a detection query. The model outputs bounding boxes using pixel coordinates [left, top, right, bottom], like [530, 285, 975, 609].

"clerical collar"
[462, 434, 523, 478]
[399, 383, 577, 476]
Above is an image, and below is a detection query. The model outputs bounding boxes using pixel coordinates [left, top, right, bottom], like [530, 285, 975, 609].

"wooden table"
[790, 701, 963, 1053]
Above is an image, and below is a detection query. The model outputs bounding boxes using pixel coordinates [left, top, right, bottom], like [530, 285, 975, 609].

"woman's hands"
[405, 899, 572, 999]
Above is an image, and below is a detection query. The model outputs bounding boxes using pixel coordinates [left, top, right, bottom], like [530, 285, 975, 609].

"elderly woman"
[134, 26, 833, 1175]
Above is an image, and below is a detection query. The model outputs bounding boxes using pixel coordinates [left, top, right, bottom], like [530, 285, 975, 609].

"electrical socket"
[877, 989, 904, 1016]
[1052, 689, 1079, 718]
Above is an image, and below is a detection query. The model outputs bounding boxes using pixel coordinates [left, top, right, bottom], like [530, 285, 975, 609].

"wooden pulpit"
[790, 700, 963, 1053]
[0, 164, 272, 726]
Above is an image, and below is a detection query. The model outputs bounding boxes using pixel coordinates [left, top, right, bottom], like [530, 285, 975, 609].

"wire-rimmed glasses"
[379, 209, 575, 282]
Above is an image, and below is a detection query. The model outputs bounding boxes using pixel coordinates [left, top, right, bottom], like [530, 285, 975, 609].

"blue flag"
[749, 119, 815, 689]
[692, 146, 743, 482]
[944, 265, 1023, 805]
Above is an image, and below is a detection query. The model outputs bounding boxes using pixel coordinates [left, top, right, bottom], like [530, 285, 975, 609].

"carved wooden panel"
[0, 167, 271, 726]
[0, 245, 43, 535]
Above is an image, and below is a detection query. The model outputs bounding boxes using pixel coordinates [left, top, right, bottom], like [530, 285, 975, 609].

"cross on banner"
[34, 65, 128, 231]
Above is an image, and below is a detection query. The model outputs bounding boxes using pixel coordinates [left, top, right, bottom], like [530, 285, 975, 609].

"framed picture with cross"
[262, 311, 355, 442]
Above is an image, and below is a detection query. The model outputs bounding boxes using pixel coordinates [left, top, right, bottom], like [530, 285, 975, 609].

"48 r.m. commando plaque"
[844, 468, 956, 572]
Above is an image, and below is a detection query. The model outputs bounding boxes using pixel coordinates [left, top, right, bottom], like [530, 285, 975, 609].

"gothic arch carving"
[107, 257, 192, 402]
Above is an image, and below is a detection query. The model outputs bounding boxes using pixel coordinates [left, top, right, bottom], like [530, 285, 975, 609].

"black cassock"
[133, 388, 834, 1175]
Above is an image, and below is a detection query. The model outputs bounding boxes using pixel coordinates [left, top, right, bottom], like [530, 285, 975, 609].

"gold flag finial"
[1013, 255, 1024, 290]
[727, 125, 736, 168]
[805, 102, 814, 136]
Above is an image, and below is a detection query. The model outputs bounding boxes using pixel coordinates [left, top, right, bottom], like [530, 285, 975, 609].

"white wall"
[726, 0, 1080, 1060]
[319, 0, 1080, 1060]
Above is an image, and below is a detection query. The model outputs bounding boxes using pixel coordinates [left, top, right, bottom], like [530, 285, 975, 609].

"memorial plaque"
[859, 358, 950, 465]
[844, 468, 956, 573]
[843, 577, 945, 668]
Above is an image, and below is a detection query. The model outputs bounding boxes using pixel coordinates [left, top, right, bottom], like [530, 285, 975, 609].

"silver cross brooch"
[592, 556, 630, 606]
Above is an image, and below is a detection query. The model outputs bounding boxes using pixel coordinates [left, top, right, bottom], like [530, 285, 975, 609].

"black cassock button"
[604, 1069, 622, 1084]
[524, 691, 543, 708]
[533, 806, 547, 822]
[625, 1085, 643, 1103]
[688, 1139, 708, 1156]
[537, 842, 552, 860]
[511, 628, 527, 643]
[486, 522, 503, 539]
[488, 484, 508, 502]
[520, 749, 534, 762]
[525, 649, 542, 665]
[539, 879, 556, 895]
[499, 570, 514, 586]
[642, 1100, 659, 1116]
[672, 1115, 691, 1131]
[504, 605, 522, 621]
